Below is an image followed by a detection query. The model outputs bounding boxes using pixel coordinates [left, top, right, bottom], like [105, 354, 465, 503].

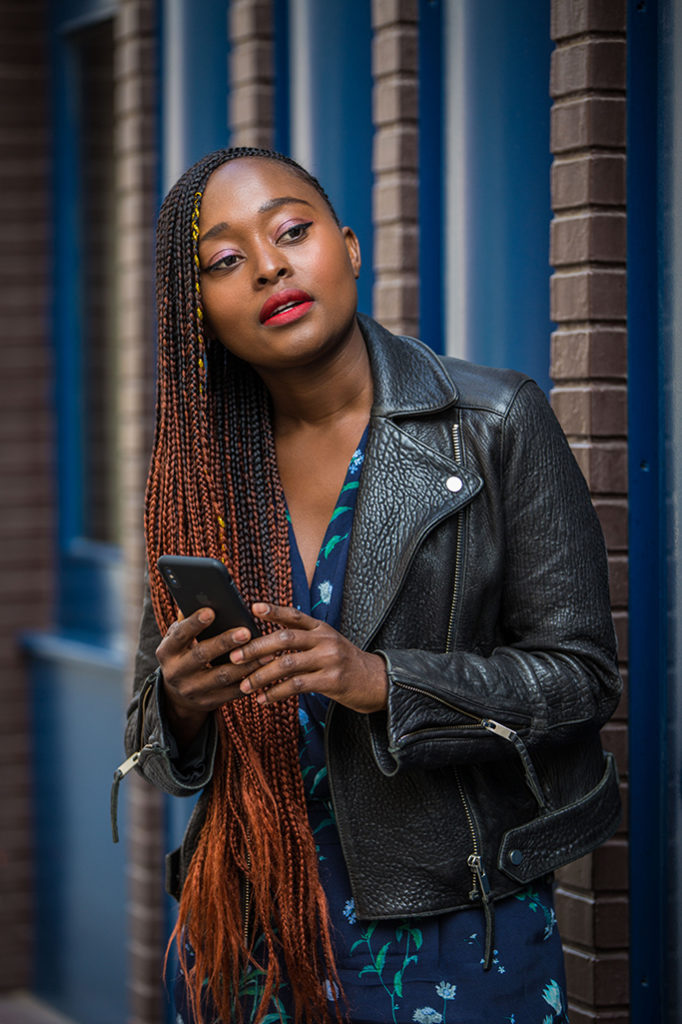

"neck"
[258, 320, 373, 433]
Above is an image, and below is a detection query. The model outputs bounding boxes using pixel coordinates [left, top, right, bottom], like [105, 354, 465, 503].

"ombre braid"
[146, 148, 343, 1023]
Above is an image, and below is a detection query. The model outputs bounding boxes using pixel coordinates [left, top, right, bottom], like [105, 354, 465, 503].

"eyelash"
[203, 221, 313, 274]
[277, 220, 313, 243]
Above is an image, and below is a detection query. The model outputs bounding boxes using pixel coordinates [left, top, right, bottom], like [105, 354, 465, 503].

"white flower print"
[318, 580, 333, 605]
[324, 979, 340, 1001]
[412, 1009, 443, 1024]
[435, 981, 456, 1000]
[542, 978, 563, 1015]
[349, 448, 364, 474]
[342, 898, 356, 925]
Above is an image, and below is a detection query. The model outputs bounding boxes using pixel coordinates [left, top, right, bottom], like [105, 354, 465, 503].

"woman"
[124, 147, 622, 1024]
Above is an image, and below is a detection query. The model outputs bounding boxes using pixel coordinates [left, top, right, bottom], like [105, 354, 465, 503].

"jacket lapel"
[340, 416, 482, 649]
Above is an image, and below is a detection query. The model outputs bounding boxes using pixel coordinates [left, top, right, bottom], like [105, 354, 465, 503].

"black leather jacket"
[124, 315, 621, 941]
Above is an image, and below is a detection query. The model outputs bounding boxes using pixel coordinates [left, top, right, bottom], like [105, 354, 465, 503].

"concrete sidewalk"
[0, 993, 76, 1024]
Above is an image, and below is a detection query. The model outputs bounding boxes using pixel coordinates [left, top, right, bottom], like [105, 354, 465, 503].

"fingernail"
[240, 680, 251, 693]
[252, 602, 269, 614]
[233, 629, 249, 643]
[198, 608, 214, 623]
[231, 648, 244, 663]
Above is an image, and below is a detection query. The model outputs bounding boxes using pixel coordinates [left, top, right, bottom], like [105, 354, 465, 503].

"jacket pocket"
[496, 751, 620, 883]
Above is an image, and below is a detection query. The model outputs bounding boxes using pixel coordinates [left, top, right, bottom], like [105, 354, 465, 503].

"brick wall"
[229, 0, 274, 149]
[0, 0, 51, 992]
[114, 3, 163, 1022]
[371, 0, 419, 337]
[548, 1, 629, 1020]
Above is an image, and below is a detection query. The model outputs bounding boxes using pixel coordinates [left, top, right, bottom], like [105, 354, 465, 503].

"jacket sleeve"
[369, 379, 622, 774]
[124, 579, 218, 796]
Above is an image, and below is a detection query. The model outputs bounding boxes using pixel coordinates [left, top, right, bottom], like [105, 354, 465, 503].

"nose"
[254, 243, 291, 286]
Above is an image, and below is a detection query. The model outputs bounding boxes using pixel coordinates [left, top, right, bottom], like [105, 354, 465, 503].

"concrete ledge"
[0, 993, 76, 1024]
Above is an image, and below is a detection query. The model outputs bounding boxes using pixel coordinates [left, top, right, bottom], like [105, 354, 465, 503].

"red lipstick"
[259, 288, 314, 325]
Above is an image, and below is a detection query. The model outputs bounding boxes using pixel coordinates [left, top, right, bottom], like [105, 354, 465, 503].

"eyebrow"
[198, 196, 314, 245]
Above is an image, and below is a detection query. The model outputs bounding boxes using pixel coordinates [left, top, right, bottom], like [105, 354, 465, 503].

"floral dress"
[175, 427, 570, 1024]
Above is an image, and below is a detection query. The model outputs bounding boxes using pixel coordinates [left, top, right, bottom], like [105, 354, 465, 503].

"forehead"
[200, 158, 321, 221]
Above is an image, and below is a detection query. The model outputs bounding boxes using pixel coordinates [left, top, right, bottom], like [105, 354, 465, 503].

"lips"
[259, 288, 314, 325]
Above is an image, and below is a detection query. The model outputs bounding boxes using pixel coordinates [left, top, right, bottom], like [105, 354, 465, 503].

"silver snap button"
[446, 476, 463, 493]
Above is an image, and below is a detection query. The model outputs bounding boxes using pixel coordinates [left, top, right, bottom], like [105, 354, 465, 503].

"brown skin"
[157, 159, 387, 749]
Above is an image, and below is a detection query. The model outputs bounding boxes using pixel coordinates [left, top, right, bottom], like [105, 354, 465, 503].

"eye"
[277, 221, 313, 244]
[203, 251, 243, 274]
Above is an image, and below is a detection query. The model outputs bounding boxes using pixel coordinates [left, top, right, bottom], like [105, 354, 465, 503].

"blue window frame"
[442, 0, 552, 389]
[51, 0, 123, 647]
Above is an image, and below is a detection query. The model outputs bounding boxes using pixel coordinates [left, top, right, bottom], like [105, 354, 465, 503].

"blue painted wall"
[449, 0, 553, 390]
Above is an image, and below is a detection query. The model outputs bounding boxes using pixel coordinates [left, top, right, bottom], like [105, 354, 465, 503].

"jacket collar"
[358, 314, 459, 419]
[339, 316, 482, 649]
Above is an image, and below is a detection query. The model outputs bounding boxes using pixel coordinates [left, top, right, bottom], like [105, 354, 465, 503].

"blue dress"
[175, 428, 570, 1024]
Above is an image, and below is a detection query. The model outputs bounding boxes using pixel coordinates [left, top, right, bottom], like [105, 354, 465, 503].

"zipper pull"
[481, 718, 517, 741]
[467, 854, 495, 971]
[482, 719, 549, 812]
[110, 751, 141, 844]
[467, 853, 491, 900]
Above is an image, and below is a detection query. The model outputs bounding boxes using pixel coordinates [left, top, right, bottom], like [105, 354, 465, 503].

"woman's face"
[197, 158, 362, 374]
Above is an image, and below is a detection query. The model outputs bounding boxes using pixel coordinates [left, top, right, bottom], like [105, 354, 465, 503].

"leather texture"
[125, 314, 622, 915]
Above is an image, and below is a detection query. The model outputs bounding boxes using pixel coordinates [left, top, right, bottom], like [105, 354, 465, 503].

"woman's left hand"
[231, 603, 388, 713]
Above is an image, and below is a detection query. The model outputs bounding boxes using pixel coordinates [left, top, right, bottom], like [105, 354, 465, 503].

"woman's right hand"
[155, 607, 257, 749]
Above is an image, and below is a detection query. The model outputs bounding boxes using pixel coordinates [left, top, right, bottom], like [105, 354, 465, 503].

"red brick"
[550, 211, 627, 266]
[600, 721, 628, 775]
[552, 153, 626, 209]
[563, 946, 629, 1006]
[551, 384, 627, 437]
[593, 497, 628, 549]
[551, 39, 626, 97]
[567, 1005, 630, 1024]
[551, 0, 627, 41]
[569, 441, 628, 494]
[373, 75, 419, 125]
[607, 553, 628, 607]
[372, 0, 418, 30]
[551, 96, 626, 153]
[550, 328, 627, 381]
[557, 838, 629, 893]
[372, 25, 418, 76]
[556, 889, 629, 948]
[550, 268, 627, 321]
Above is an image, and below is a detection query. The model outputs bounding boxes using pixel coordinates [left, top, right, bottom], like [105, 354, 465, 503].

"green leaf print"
[322, 533, 347, 559]
[341, 481, 360, 492]
[330, 505, 352, 522]
[375, 943, 391, 973]
[393, 970, 403, 998]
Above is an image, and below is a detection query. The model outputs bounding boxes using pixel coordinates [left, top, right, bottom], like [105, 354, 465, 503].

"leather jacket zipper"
[110, 742, 163, 843]
[445, 422, 464, 652]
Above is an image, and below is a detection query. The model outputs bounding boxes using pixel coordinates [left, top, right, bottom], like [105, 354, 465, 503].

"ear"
[342, 227, 362, 279]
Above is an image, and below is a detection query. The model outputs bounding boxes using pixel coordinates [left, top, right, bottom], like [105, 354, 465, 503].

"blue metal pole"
[626, 1, 666, 1019]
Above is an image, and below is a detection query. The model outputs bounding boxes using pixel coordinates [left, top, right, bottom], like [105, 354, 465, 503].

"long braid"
[146, 148, 343, 1023]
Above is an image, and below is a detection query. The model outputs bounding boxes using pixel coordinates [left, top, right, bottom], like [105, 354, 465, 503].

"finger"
[251, 602, 319, 631]
[159, 607, 217, 655]
[251, 671, 323, 705]
[191, 624, 254, 667]
[239, 648, 318, 695]
[230, 625, 316, 666]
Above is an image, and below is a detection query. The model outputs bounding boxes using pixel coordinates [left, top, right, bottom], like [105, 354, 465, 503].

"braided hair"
[147, 148, 343, 1023]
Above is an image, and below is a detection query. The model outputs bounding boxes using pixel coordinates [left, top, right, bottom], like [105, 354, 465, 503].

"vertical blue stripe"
[419, 0, 444, 353]
[627, 0, 666, 1019]
[273, 0, 291, 154]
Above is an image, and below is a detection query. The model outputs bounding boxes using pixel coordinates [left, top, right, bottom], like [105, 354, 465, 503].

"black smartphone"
[157, 556, 260, 663]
